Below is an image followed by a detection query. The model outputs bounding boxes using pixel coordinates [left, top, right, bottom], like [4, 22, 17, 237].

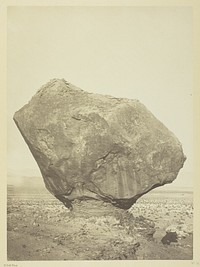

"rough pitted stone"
[13, 78, 186, 210]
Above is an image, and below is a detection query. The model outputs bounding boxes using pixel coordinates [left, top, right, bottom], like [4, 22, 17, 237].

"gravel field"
[7, 189, 193, 260]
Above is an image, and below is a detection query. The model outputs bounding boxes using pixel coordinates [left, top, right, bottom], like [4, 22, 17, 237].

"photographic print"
[1, 1, 198, 265]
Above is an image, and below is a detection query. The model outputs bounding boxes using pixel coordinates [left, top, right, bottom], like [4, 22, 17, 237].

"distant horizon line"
[7, 171, 194, 178]
[7, 183, 193, 192]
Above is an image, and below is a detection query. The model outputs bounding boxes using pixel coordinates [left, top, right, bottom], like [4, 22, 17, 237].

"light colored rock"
[166, 224, 192, 238]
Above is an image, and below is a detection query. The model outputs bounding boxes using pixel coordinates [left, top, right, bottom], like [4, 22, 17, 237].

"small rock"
[46, 248, 51, 253]
[161, 232, 178, 245]
[43, 247, 51, 253]
[133, 242, 140, 248]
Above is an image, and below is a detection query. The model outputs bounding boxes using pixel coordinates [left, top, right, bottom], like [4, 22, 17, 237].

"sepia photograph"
[1, 1, 199, 265]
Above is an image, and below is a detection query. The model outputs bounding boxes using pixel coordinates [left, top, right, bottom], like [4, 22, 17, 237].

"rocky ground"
[7, 190, 193, 260]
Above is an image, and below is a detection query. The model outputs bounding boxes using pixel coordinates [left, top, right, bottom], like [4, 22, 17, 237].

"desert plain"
[7, 183, 193, 260]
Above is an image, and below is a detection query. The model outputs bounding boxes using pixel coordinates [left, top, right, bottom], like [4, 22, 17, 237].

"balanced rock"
[14, 79, 186, 210]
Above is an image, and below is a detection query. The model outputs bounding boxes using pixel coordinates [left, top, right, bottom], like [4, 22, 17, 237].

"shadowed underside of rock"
[13, 78, 186, 210]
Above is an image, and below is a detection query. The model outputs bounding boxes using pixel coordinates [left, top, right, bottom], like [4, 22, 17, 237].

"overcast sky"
[7, 6, 193, 188]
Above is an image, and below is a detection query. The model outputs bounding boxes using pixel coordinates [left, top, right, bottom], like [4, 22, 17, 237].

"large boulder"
[13, 78, 186, 210]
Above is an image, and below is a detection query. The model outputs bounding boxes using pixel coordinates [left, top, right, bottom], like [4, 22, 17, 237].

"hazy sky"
[7, 6, 193, 188]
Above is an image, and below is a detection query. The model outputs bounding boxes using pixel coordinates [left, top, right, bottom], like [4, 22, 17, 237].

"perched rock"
[13, 78, 186, 210]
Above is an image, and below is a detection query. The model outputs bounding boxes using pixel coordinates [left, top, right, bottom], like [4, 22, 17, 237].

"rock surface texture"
[14, 79, 186, 210]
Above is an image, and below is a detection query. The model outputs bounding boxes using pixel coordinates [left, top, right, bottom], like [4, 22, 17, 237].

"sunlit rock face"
[13, 79, 186, 210]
